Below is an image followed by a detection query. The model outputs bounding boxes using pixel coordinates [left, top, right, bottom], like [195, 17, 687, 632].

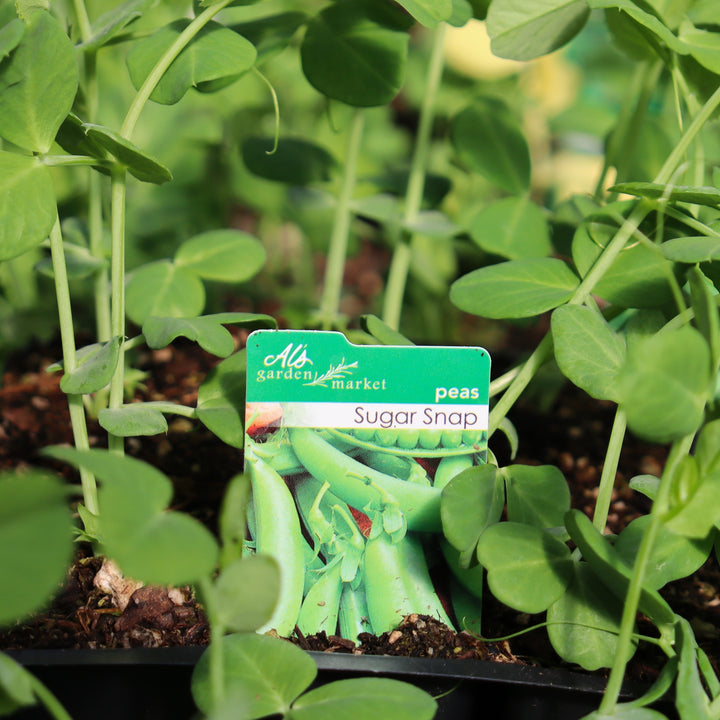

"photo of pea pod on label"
[243, 330, 490, 642]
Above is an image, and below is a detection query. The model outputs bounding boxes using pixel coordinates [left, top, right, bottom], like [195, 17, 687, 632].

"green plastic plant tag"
[243, 330, 490, 641]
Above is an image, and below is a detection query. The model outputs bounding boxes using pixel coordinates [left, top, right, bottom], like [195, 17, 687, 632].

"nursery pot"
[8, 647, 657, 720]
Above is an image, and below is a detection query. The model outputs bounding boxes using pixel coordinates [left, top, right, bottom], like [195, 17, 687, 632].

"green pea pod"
[289, 427, 442, 532]
[326, 427, 483, 457]
[359, 449, 431, 485]
[297, 559, 343, 637]
[246, 447, 305, 637]
[363, 531, 453, 634]
[339, 581, 374, 642]
[433, 454, 474, 490]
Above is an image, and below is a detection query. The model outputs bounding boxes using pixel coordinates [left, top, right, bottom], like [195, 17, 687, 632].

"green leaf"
[80, 0, 154, 52]
[143, 313, 276, 358]
[242, 137, 337, 184]
[629, 474, 660, 501]
[394, 0, 453, 28]
[219, 474, 251, 568]
[610, 181, 720, 207]
[486, 0, 590, 61]
[675, 617, 713, 720]
[615, 325, 711, 443]
[688, 266, 720, 371]
[614, 515, 712, 589]
[503, 464, 571, 529]
[35, 241, 106, 280]
[584, 708, 669, 720]
[45, 448, 218, 586]
[441, 464, 504, 553]
[0, 10, 77, 152]
[0, 152, 55, 261]
[126, 20, 256, 105]
[0, 653, 36, 715]
[215, 555, 280, 632]
[547, 562, 627, 671]
[360, 314, 415, 345]
[551, 305, 626, 401]
[84, 124, 172, 184]
[174, 230, 267, 283]
[450, 97, 530, 193]
[98, 403, 169, 437]
[679, 20, 720, 75]
[572, 220, 676, 308]
[288, 678, 437, 720]
[126, 260, 205, 326]
[477, 522, 574, 614]
[191, 633, 317, 718]
[230, 11, 307, 65]
[564, 509, 676, 630]
[196, 350, 247, 448]
[450, 258, 579, 319]
[467, 196, 551, 260]
[587, 0, 689, 56]
[0, 19, 24, 59]
[0, 471, 73, 626]
[59, 337, 122, 395]
[662, 236, 720, 263]
[300, 0, 409, 107]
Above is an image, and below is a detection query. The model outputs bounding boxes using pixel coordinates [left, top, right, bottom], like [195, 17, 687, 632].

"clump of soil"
[1, 334, 719, 685]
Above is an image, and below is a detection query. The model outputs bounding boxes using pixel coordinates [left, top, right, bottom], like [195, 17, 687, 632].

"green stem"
[107, 169, 127, 454]
[48, 218, 99, 515]
[28, 674, 74, 720]
[592, 406, 626, 533]
[121, 0, 234, 140]
[599, 434, 694, 714]
[317, 109, 365, 329]
[488, 81, 720, 429]
[382, 23, 446, 331]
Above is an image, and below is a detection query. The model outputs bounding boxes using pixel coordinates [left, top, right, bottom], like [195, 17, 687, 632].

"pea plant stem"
[599, 433, 695, 715]
[197, 576, 226, 712]
[317, 108, 365, 330]
[592, 406, 626, 534]
[48, 219, 99, 515]
[382, 23, 446, 331]
[28, 674, 74, 720]
[490, 81, 720, 435]
[106, 0, 235, 452]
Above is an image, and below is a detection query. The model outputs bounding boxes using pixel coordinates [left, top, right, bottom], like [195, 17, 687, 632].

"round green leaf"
[662, 236, 720, 263]
[98, 404, 169, 437]
[242, 137, 337, 184]
[84, 124, 172, 184]
[174, 230, 266, 283]
[0, 18, 25, 59]
[196, 350, 247, 448]
[477, 522, 573, 614]
[547, 562, 627, 671]
[679, 22, 720, 74]
[125, 260, 205, 326]
[615, 515, 712, 589]
[0, 653, 36, 714]
[551, 304, 626, 401]
[615, 325, 711, 443]
[0, 472, 74, 626]
[126, 20, 257, 105]
[503, 464, 571, 529]
[572, 221, 675, 308]
[486, 0, 590, 61]
[231, 11, 308, 65]
[288, 678, 437, 720]
[440, 464, 503, 552]
[35, 242, 107, 280]
[467, 196, 551, 260]
[0, 10, 78, 152]
[300, 1, 409, 106]
[451, 97, 530, 193]
[60, 337, 122, 395]
[80, 0, 155, 52]
[0, 152, 55, 261]
[450, 258, 579, 319]
[191, 633, 317, 717]
[215, 555, 280, 632]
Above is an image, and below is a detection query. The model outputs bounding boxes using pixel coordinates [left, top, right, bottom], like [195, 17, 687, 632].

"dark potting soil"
[1, 334, 719, 688]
